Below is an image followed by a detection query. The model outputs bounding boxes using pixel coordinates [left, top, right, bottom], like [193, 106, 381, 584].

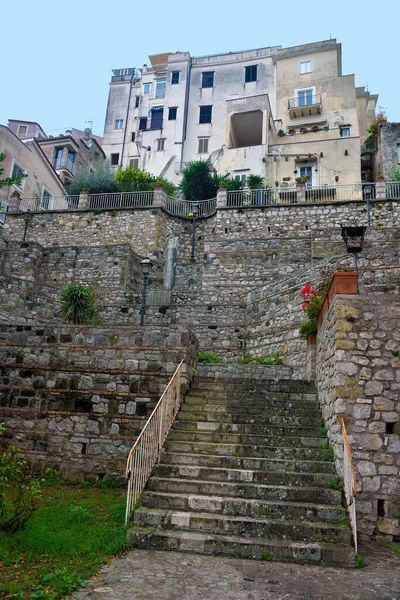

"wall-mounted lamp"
[320, 152, 324, 158]
[344, 149, 349, 156]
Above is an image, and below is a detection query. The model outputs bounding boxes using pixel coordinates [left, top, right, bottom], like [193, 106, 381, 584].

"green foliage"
[0, 152, 27, 191]
[328, 476, 343, 491]
[113, 167, 175, 195]
[67, 164, 118, 195]
[0, 484, 127, 599]
[260, 548, 271, 561]
[218, 175, 243, 190]
[59, 284, 98, 325]
[324, 518, 348, 525]
[247, 174, 264, 190]
[237, 352, 283, 365]
[155, 176, 176, 196]
[179, 160, 218, 201]
[354, 554, 365, 568]
[0, 424, 41, 534]
[299, 289, 327, 340]
[198, 351, 224, 364]
[387, 167, 400, 182]
[317, 426, 328, 439]
[98, 476, 125, 489]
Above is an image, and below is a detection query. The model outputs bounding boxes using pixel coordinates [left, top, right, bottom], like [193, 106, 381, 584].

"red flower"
[301, 284, 311, 295]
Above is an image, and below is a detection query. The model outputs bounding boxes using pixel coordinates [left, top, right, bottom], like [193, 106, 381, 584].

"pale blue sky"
[1, 0, 397, 136]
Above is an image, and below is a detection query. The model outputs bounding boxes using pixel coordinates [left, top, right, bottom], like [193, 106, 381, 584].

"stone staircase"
[128, 375, 355, 566]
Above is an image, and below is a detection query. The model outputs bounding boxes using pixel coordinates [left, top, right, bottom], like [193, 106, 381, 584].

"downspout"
[181, 57, 192, 162]
[121, 74, 134, 168]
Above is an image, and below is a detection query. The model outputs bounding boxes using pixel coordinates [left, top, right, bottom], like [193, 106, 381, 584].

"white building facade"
[102, 40, 377, 187]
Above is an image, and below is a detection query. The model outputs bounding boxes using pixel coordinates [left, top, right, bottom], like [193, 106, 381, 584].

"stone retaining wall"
[317, 296, 400, 539]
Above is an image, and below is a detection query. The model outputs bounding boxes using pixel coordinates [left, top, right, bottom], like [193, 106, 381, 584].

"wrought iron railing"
[342, 418, 358, 555]
[227, 184, 366, 206]
[88, 191, 154, 209]
[288, 94, 322, 109]
[18, 196, 80, 211]
[165, 196, 217, 218]
[386, 181, 400, 199]
[125, 360, 183, 524]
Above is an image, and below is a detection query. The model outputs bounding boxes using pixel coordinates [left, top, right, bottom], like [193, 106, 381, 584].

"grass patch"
[197, 351, 224, 364]
[354, 554, 365, 568]
[0, 484, 128, 599]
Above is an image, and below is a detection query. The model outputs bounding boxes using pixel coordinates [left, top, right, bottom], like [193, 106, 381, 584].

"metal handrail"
[125, 359, 183, 525]
[342, 418, 358, 555]
[164, 196, 217, 218]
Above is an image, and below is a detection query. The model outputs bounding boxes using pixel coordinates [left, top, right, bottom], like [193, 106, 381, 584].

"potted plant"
[376, 173, 385, 181]
[299, 284, 326, 341]
[278, 129, 285, 137]
[288, 128, 295, 135]
[323, 125, 329, 131]
[295, 175, 310, 185]
[311, 125, 320, 132]
[283, 177, 291, 182]
[300, 127, 307, 134]
[275, 180, 279, 187]
[335, 175, 339, 183]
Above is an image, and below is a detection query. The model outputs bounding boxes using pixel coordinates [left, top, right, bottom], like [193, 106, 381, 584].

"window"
[139, 117, 147, 130]
[340, 126, 351, 137]
[17, 125, 28, 138]
[155, 77, 166, 98]
[245, 65, 257, 83]
[41, 188, 52, 210]
[143, 83, 151, 95]
[131, 132, 136, 142]
[150, 107, 164, 129]
[110, 153, 119, 166]
[135, 96, 140, 108]
[198, 138, 209, 154]
[202, 72, 214, 88]
[171, 71, 180, 84]
[297, 89, 313, 107]
[115, 119, 124, 129]
[66, 151, 75, 172]
[199, 105, 212, 124]
[300, 60, 312, 74]
[168, 107, 177, 120]
[11, 160, 26, 189]
[157, 139, 165, 151]
[234, 171, 248, 183]
[54, 147, 63, 169]
[129, 158, 139, 168]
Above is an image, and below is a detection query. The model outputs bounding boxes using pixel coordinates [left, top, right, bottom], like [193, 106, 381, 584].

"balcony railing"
[227, 184, 369, 206]
[165, 196, 217, 218]
[288, 94, 322, 118]
[288, 94, 322, 110]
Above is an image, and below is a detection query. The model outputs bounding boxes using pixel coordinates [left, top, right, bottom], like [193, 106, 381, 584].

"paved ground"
[72, 541, 400, 600]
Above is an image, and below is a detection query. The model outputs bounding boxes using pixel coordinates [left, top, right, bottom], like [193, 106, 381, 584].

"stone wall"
[317, 296, 400, 540]
[378, 123, 400, 179]
[0, 325, 198, 479]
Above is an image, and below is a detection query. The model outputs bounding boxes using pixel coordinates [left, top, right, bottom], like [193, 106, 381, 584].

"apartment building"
[102, 39, 378, 186]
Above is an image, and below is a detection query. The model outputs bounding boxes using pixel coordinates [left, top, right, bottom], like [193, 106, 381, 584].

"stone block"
[365, 381, 384, 396]
[357, 461, 376, 476]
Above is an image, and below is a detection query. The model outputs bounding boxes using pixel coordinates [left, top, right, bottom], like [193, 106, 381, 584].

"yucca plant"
[59, 284, 98, 325]
[179, 160, 218, 200]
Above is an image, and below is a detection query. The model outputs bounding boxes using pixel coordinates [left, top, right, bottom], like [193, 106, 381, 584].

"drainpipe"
[120, 74, 134, 168]
[181, 56, 192, 165]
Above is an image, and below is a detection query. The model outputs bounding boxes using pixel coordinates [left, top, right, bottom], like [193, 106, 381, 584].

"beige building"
[0, 125, 66, 220]
[102, 39, 378, 189]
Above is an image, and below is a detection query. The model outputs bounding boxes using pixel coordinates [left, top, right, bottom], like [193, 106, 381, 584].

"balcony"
[288, 94, 322, 119]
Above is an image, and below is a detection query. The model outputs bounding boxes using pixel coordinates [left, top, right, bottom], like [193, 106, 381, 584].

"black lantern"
[140, 257, 153, 326]
[362, 182, 374, 228]
[341, 224, 366, 271]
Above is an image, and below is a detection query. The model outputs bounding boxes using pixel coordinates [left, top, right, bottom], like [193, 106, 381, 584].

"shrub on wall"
[115, 167, 175, 196]
[59, 284, 98, 325]
[179, 161, 219, 201]
[67, 165, 118, 195]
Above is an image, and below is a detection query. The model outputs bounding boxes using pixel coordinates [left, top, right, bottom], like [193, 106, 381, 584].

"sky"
[0, 0, 398, 137]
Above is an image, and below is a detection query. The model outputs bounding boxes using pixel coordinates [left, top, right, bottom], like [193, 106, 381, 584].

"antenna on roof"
[85, 119, 93, 130]
[366, 81, 369, 91]
[84, 127, 92, 138]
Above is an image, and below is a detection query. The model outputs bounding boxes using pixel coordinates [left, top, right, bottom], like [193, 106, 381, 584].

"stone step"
[164, 440, 329, 460]
[140, 491, 347, 522]
[191, 379, 317, 394]
[177, 412, 322, 427]
[160, 451, 336, 474]
[129, 528, 354, 567]
[180, 404, 317, 416]
[153, 463, 334, 488]
[168, 430, 325, 448]
[146, 477, 341, 505]
[185, 392, 318, 405]
[173, 420, 320, 437]
[133, 507, 351, 545]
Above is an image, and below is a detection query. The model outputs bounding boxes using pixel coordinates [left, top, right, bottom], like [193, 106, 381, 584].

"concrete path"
[72, 542, 400, 600]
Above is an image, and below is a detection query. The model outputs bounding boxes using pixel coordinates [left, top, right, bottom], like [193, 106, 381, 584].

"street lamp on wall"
[190, 202, 199, 263]
[140, 257, 153, 326]
[341, 224, 366, 272]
